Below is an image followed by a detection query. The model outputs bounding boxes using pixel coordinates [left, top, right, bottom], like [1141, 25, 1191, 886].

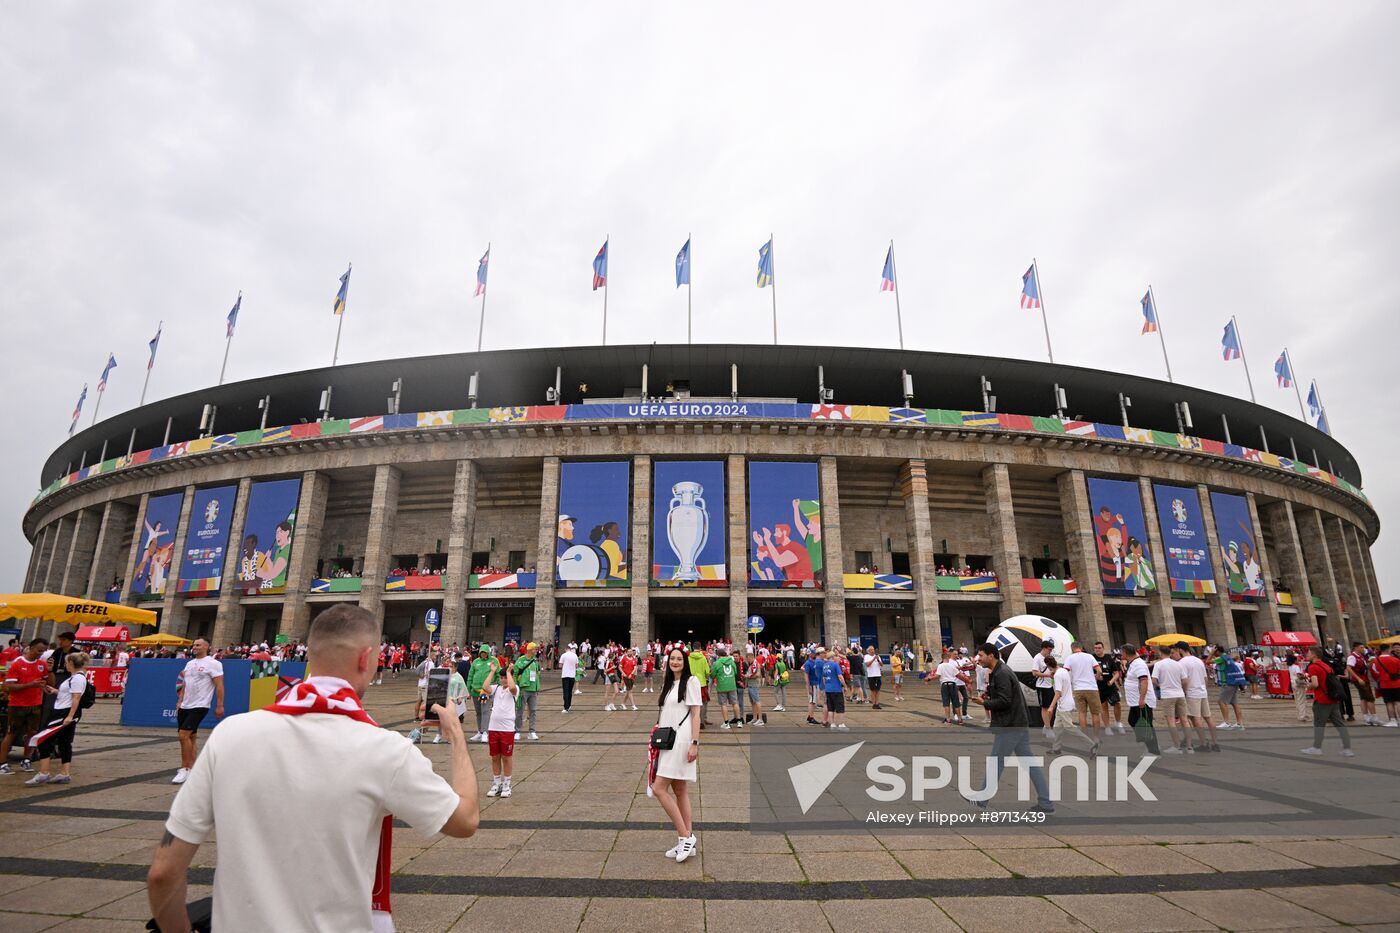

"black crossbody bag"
[650, 707, 692, 750]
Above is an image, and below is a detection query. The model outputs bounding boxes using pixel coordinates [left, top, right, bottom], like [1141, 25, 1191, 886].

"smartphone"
[424, 668, 450, 722]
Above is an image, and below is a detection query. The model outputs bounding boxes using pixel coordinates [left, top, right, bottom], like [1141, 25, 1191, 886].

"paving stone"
[937, 896, 1090, 933]
[1163, 889, 1337, 930]
[501, 848, 606, 879]
[1046, 893, 1219, 932]
[893, 849, 1012, 879]
[702, 852, 805, 882]
[84, 885, 211, 920]
[580, 897, 706, 933]
[1274, 885, 1400, 925]
[450, 895, 588, 932]
[992, 847, 1116, 877]
[1078, 845, 1217, 875]
[0, 880, 144, 915]
[1165, 843, 1311, 872]
[0, 910, 65, 933]
[0, 874, 52, 896]
[390, 894, 476, 932]
[707, 899, 829, 931]
[1276, 840, 1398, 868]
[822, 897, 958, 932]
[797, 850, 910, 881]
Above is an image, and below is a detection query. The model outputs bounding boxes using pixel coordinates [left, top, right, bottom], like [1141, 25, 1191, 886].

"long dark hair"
[657, 647, 688, 707]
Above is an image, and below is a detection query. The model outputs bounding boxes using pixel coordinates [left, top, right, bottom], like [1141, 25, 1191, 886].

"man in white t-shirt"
[148, 604, 481, 933]
[173, 638, 224, 786]
[1062, 642, 1103, 744]
[936, 654, 964, 724]
[1046, 657, 1097, 755]
[1031, 641, 1056, 734]
[1175, 643, 1218, 752]
[863, 646, 884, 709]
[558, 644, 579, 713]
[1152, 647, 1188, 753]
[1121, 645, 1160, 755]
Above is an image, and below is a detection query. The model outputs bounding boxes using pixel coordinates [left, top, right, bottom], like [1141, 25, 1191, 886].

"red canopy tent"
[75, 624, 131, 642]
[73, 625, 132, 695]
[1259, 631, 1318, 647]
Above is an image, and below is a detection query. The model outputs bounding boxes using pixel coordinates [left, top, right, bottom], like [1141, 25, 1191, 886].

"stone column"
[85, 501, 136, 600]
[1352, 526, 1386, 642]
[23, 525, 50, 592]
[280, 471, 332, 643]
[531, 457, 560, 643]
[59, 508, 100, 597]
[1056, 470, 1110, 647]
[159, 487, 198, 637]
[40, 517, 73, 639]
[358, 465, 401, 633]
[211, 478, 254, 649]
[1196, 486, 1236, 649]
[983, 463, 1027, 619]
[818, 455, 847, 649]
[1137, 477, 1177, 635]
[120, 494, 151, 606]
[1244, 493, 1284, 634]
[1327, 512, 1360, 644]
[1260, 500, 1313, 642]
[902, 459, 942, 664]
[1294, 507, 1342, 645]
[629, 455, 651, 649]
[441, 460, 477, 647]
[726, 455, 750, 648]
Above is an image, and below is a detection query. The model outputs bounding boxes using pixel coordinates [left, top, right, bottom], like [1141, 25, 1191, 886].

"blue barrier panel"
[121, 658, 308, 728]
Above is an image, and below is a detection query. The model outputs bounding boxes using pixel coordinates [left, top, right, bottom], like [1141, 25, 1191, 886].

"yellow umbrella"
[1145, 633, 1207, 647]
[0, 592, 157, 627]
[128, 632, 193, 648]
[1367, 634, 1400, 649]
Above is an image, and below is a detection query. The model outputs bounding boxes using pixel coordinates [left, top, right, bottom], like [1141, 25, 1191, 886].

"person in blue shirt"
[821, 650, 848, 729]
[802, 649, 826, 725]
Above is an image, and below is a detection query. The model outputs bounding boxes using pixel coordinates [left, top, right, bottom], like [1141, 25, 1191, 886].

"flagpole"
[1232, 314, 1256, 403]
[140, 320, 160, 406]
[476, 243, 489, 353]
[687, 232, 692, 345]
[90, 385, 104, 427]
[332, 267, 349, 367]
[1285, 347, 1306, 419]
[1034, 257, 1054, 363]
[602, 235, 609, 346]
[1147, 286, 1173, 382]
[1311, 379, 1329, 432]
[219, 294, 238, 385]
[770, 233, 777, 345]
[891, 239, 905, 351]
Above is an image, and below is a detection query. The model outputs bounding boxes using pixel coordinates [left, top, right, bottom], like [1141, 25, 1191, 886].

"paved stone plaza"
[2, 674, 1400, 931]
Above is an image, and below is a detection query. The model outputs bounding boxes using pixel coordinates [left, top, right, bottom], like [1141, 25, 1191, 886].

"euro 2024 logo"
[204, 498, 220, 525]
[1171, 498, 1188, 525]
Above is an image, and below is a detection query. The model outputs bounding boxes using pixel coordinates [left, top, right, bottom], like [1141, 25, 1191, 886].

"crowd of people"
[934, 564, 998, 578]
[470, 564, 537, 575]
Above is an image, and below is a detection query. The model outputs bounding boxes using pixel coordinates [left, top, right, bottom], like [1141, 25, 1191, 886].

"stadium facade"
[19, 344, 1385, 654]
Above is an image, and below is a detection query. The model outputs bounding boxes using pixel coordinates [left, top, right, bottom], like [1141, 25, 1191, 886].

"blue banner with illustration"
[234, 478, 301, 596]
[555, 461, 630, 586]
[1210, 491, 1266, 599]
[748, 461, 823, 588]
[177, 485, 236, 594]
[1085, 477, 1157, 596]
[652, 460, 726, 586]
[130, 491, 183, 599]
[1152, 483, 1215, 595]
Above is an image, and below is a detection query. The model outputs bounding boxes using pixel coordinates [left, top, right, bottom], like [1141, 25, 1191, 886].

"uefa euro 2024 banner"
[748, 461, 823, 588]
[1152, 483, 1215, 595]
[555, 460, 630, 587]
[177, 484, 236, 594]
[1210, 491, 1266, 598]
[129, 491, 183, 598]
[234, 478, 301, 596]
[1086, 477, 1157, 596]
[652, 460, 726, 586]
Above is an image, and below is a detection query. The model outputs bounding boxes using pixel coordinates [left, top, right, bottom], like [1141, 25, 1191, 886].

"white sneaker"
[528, 732, 539, 740]
[1341, 749, 1356, 757]
[515, 732, 520, 740]
[674, 834, 697, 863]
[172, 768, 189, 785]
[486, 781, 502, 797]
[469, 732, 482, 743]
[665, 838, 684, 858]
[631, 704, 639, 711]
[836, 723, 849, 730]
[432, 735, 443, 744]
[773, 705, 785, 712]
[1161, 746, 1183, 754]
[606, 704, 616, 711]
[24, 773, 52, 786]
[1385, 721, 1399, 728]
[720, 722, 730, 730]
[500, 783, 512, 798]
[561, 708, 570, 714]
[1300, 747, 1323, 756]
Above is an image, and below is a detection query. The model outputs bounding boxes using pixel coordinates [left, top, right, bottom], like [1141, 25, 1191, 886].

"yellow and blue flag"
[333, 264, 351, 316]
[756, 238, 774, 288]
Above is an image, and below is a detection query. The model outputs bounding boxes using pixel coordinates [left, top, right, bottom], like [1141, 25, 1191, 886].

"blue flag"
[69, 384, 87, 436]
[676, 238, 690, 287]
[1306, 381, 1322, 419]
[592, 241, 608, 290]
[881, 246, 895, 292]
[98, 353, 117, 391]
[333, 264, 351, 316]
[1140, 290, 1158, 334]
[1221, 321, 1241, 360]
[147, 326, 161, 371]
[1274, 351, 1293, 388]
[227, 293, 241, 338]
[756, 238, 774, 288]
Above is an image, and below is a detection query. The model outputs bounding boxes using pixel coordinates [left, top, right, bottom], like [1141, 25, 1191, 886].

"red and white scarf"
[265, 677, 394, 918]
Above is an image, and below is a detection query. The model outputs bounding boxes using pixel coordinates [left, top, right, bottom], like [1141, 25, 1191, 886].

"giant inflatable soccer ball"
[984, 614, 1076, 704]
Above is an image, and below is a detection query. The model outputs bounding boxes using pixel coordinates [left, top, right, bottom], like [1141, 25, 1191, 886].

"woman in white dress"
[651, 647, 702, 862]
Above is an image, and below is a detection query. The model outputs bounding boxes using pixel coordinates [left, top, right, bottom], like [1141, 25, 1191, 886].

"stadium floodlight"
[1119, 393, 1132, 428]
[641, 363, 649, 400]
[1176, 400, 1192, 431]
[818, 366, 833, 403]
[389, 379, 403, 415]
[731, 363, 738, 401]
[257, 395, 271, 430]
[980, 376, 993, 411]
[319, 386, 333, 421]
[468, 371, 479, 409]
[901, 370, 914, 407]
[199, 404, 217, 437]
[988, 395, 997, 411]
[1053, 384, 1068, 419]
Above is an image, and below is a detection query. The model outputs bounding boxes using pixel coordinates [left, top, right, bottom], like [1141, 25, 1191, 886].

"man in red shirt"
[0, 638, 20, 667]
[1371, 645, 1400, 727]
[1301, 646, 1353, 757]
[1, 638, 50, 774]
[617, 649, 639, 710]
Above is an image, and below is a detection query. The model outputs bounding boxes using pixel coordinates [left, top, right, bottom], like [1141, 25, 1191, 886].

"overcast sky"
[2, 3, 1396, 597]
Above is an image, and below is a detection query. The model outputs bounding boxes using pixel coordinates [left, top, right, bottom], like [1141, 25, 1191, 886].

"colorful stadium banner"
[1210, 491, 1266, 599]
[652, 460, 726, 586]
[934, 574, 1000, 593]
[177, 485, 236, 594]
[249, 659, 280, 711]
[310, 577, 363, 594]
[555, 460, 630, 587]
[1152, 483, 1216, 596]
[468, 572, 537, 590]
[748, 461, 823, 588]
[234, 478, 301, 596]
[1022, 578, 1078, 596]
[130, 491, 183, 599]
[1086, 477, 1158, 596]
[385, 573, 445, 591]
[843, 573, 914, 590]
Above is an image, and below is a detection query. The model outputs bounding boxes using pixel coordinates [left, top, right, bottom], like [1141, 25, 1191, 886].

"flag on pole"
[97, 353, 117, 391]
[1274, 351, 1293, 388]
[147, 326, 161, 370]
[1020, 264, 1041, 309]
[227, 294, 241, 337]
[756, 238, 774, 288]
[1306, 381, 1322, 419]
[592, 241, 608, 290]
[1140, 290, 1159, 334]
[69, 385, 87, 436]
[475, 248, 489, 296]
[881, 246, 896, 292]
[675, 238, 690, 287]
[1221, 320, 1242, 360]
[333, 265, 351, 315]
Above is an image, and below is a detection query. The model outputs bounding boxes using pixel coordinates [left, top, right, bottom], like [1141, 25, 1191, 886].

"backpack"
[79, 676, 98, 711]
[1324, 671, 1346, 702]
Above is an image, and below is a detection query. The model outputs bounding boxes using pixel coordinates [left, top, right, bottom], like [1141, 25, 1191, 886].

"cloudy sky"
[2, 3, 1396, 595]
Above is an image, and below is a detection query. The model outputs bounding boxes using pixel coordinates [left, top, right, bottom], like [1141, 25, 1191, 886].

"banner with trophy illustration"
[748, 460, 823, 588]
[1151, 482, 1215, 596]
[554, 460, 631, 587]
[651, 460, 726, 586]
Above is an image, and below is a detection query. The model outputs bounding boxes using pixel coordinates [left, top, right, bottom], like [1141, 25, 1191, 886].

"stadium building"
[19, 344, 1385, 654]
